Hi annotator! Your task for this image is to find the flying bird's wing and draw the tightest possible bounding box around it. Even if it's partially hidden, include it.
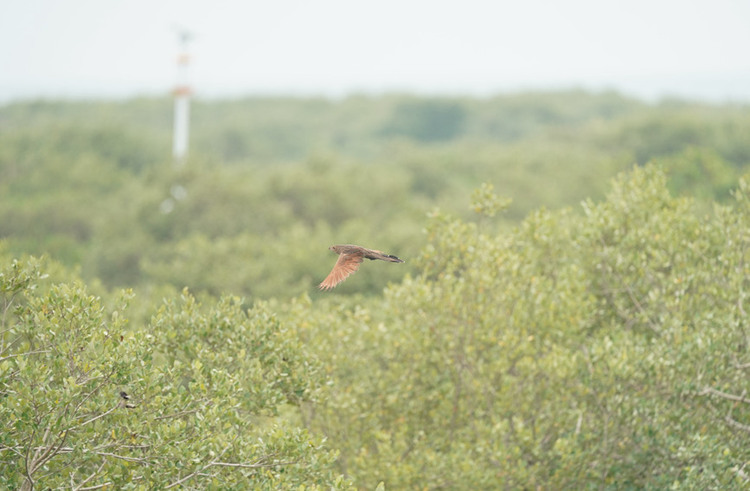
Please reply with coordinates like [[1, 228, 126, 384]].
[[319, 252, 364, 290]]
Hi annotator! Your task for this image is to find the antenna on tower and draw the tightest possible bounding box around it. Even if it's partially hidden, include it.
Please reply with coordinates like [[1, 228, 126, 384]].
[[172, 26, 194, 166]]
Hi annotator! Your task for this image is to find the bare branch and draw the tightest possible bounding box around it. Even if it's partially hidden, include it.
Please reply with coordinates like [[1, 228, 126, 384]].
[[46, 429, 71, 469], [698, 387, 750, 404], [164, 457, 298, 489], [69, 370, 116, 421], [738, 296, 747, 318], [165, 439, 235, 489], [73, 460, 106, 491], [700, 387, 750, 433], [154, 408, 201, 421], [1, 446, 74, 454], [208, 459, 298, 469], [29, 424, 54, 475], [165, 471, 199, 489], [78, 482, 113, 491], [155, 398, 211, 421], [0, 334, 23, 357], [118, 444, 152, 450], [68, 404, 118, 431], [622, 282, 659, 333], [0, 444, 25, 458], [26, 427, 71, 483], [724, 414, 750, 434], [0, 349, 51, 363], [96, 451, 149, 464]]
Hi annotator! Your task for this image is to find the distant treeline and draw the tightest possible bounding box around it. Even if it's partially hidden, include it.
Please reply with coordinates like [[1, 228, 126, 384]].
[[0, 91, 748, 298]]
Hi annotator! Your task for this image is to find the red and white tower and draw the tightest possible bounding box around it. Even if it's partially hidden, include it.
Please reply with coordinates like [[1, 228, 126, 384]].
[[172, 29, 193, 166]]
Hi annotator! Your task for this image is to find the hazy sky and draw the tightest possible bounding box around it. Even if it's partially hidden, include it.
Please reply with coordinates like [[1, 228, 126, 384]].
[[2, 0, 750, 103]]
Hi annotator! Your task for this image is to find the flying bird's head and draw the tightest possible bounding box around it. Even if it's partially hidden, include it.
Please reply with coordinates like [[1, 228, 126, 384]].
[[329, 245, 346, 254]]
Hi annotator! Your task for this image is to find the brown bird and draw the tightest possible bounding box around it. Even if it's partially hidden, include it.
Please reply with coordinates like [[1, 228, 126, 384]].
[[319, 244, 404, 290]]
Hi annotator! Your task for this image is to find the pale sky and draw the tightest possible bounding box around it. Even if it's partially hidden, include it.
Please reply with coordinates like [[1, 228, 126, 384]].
[[2, 0, 750, 103]]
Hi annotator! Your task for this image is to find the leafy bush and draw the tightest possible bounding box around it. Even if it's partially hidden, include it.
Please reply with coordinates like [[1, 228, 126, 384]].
[[0, 256, 348, 489], [4, 163, 750, 488], [292, 166, 750, 488]]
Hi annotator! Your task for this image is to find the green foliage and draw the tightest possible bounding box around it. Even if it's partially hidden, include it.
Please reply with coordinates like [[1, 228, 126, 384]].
[[659, 146, 738, 202], [288, 166, 750, 488], [3, 92, 750, 487], [0, 257, 348, 489], [2, 93, 748, 298], [381, 98, 467, 142], [470, 181, 512, 217]]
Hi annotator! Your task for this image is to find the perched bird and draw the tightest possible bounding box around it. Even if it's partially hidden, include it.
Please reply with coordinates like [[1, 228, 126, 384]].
[[119, 391, 136, 409], [319, 244, 404, 290]]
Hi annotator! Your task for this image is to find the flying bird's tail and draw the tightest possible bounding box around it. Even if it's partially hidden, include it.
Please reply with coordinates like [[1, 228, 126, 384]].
[[384, 254, 404, 263], [365, 251, 404, 262]]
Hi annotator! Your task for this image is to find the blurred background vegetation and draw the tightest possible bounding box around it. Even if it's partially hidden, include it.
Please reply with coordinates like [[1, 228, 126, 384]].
[[1, 91, 748, 300]]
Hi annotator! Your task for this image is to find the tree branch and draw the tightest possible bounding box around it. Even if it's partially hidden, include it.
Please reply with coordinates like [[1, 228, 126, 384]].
[[154, 398, 211, 421], [0, 349, 51, 363], [78, 483, 113, 491], [29, 424, 53, 475], [165, 471, 200, 489], [68, 404, 118, 431], [154, 407, 201, 421], [724, 414, 750, 434], [208, 459, 298, 469], [699, 386, 750, 404], [68, 370, 116, 423], [164, 438, 236, 489], [164, 457, 298, 489], [96, 451, 150, 464], [1, 446, 73, 454], [73, 460, 106, 491]]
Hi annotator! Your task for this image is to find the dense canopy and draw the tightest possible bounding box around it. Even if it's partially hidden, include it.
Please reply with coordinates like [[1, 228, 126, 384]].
[[1, 92, 750, 488]]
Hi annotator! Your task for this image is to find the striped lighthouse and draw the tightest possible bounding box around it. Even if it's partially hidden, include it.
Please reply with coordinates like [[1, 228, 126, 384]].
[[172, 29, 193, 166]]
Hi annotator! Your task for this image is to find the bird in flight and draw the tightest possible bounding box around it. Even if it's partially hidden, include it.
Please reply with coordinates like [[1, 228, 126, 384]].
[[319, 244, 404, 290]]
